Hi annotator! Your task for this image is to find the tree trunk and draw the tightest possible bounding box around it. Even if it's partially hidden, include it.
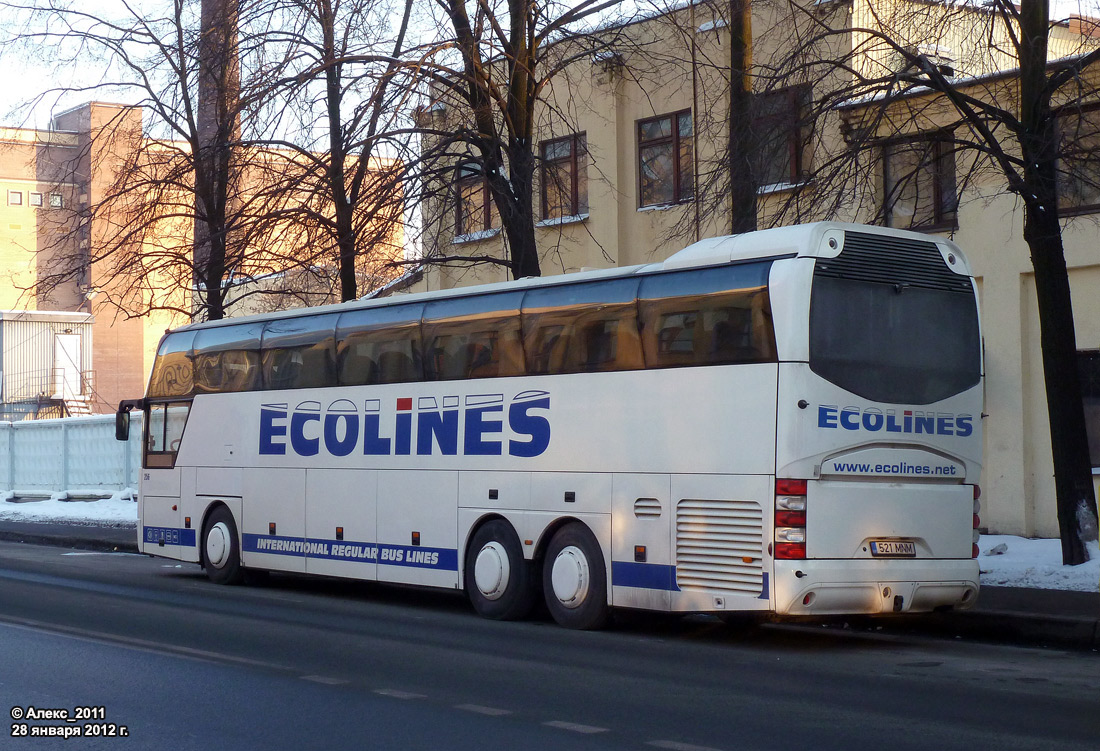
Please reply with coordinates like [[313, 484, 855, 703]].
[[194, 0, 240, 321], [501, 144, 540, 279], [1017, 0, 1097, 564], [1022, 202, 1097, 565], [728, 0, 756, 234]]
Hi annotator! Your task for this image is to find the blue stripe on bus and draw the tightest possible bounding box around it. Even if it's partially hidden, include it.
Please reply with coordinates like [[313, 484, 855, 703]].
[[142, 526, 196, 547], [611, 561, 679, 591], [612, 563, 771, 600], [241, 534, 459, 571]]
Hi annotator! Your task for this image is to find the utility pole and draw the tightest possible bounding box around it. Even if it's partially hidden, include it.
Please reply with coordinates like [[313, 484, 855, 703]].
[[194, 0, 241, 320], [729, 0, 756, 234]]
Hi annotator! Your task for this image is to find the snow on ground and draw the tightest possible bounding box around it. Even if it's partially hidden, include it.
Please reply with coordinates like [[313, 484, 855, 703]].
[[0, 494, 1097, 591], [0, 491, 138, 527], [978, 535, 1100, 593]]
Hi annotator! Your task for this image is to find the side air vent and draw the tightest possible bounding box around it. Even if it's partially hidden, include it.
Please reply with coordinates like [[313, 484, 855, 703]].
[[634, 497, 662, 519], [814, 231, 972, 293], [675, 499, 763, 595]]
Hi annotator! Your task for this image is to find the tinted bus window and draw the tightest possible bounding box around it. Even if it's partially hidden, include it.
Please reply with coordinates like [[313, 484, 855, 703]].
[[810, 276, 979, 404], [336, 304, 425, 385], [423, 292, 525, 380], [261, 314, 339, 390], [191, 323, 263, 393], [638, 263, 776, 368], [148, 331, 196, 398], [522, 278, 643, 374]]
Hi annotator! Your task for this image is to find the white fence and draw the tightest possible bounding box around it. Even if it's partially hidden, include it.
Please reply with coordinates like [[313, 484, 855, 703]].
[[0, 414, 142, 498]]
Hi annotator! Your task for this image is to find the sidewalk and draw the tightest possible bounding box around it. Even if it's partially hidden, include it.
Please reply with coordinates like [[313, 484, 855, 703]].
[[1, 518, 1096, 649]]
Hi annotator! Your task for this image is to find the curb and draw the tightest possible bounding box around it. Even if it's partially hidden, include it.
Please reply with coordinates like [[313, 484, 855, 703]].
[[0, 527, 139, 554], [841, 608, 1100, 651]]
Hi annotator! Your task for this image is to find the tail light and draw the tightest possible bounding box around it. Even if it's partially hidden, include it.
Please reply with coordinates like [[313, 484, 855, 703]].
[[775, 478, 807, 559]]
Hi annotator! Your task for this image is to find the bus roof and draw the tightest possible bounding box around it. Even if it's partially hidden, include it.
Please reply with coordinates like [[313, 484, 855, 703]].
[[173, 222, 965, 334]]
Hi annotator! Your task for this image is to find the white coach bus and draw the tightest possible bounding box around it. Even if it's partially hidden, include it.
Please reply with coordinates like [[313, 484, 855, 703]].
[[116, 222, 983, 629]]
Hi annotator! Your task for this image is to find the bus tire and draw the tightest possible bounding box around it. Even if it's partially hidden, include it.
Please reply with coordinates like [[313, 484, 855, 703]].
[[464, 520, 536, 620], [543, 522, 609, 630], [203, 506, 244, 585]]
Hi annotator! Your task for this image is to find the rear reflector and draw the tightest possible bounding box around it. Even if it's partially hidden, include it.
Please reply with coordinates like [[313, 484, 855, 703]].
[[775, 542, 806, 560], [775, 510, 807, 527], [776, 478, 808, 496]]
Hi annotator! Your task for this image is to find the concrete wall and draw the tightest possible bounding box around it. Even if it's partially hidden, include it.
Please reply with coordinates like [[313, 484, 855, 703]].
[[0, 414, 142, 497]]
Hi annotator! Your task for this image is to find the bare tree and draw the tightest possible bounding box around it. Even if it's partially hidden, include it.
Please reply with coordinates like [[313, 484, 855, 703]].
[[245, 0, 414, 302], [751, 0, 1100, 563], [411, 0, 630, 280]]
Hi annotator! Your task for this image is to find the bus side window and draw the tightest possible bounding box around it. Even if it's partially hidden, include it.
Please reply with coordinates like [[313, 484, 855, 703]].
[[422, 293, 525, 381], [337, 304, 425, 386], [337, 330, 422, 385], [638, 264, 777, 368], [148, 331, 196, 398], [145, 401, 191, 469], [262, 342, 335, 390], [190, 323, 263, 393], [193, 350, 260, 393], [521, 278, 642, 375]]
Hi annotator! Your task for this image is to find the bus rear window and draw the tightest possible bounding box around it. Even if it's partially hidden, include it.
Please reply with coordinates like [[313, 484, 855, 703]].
[[809, 275, 980, 405]]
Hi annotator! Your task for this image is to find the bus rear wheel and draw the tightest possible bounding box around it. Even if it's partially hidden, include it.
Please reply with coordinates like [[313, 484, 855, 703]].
[[543, 523, 609, 630], [203, 506, 244, 585], [464, 520, 536, 620]]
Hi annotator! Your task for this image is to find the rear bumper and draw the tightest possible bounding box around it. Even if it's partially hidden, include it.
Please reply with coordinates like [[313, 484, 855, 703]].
[[773, 558, 979, 615]]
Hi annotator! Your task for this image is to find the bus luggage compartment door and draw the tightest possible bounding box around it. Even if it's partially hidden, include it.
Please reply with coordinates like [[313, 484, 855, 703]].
[[805, 479, 972, 560]]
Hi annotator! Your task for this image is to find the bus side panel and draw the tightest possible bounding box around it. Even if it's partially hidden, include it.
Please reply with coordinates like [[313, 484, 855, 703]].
[[140, 495, 184, 560], [610, 474, 672, 611], [304, 469, 379, 581], [377, 470, 459, 588], [241, 468, 307, 573], [668, 474, 772, 613]]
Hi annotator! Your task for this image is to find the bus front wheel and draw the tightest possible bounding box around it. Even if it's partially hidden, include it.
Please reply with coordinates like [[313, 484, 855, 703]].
[[464, 520, 536, 620], [543, 523, 610, 630], [203, 506, 244, 585]]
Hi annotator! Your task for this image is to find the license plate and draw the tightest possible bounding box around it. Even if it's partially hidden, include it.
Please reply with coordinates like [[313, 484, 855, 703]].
[[869, 540, 916, 557]]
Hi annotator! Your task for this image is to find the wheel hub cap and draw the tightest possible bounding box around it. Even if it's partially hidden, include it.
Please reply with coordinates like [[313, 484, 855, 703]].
[[206, 522, 230, 568], [550, 545, 589, 609], [473, 542, 509, 600]]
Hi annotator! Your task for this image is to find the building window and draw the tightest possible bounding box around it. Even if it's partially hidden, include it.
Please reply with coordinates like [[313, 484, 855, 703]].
[[8, 190, 23, 206], [1081, 350, 1100, 468], [455, 162, 498, 237], [1057, 105, 1100, 214], [49, 193, 63, 208], [540, 134, 588, 220], [638, 110, 693, 207], [29, 192, 43, 207], [751, 86, 812, 187], [882, 135, 957, 230]]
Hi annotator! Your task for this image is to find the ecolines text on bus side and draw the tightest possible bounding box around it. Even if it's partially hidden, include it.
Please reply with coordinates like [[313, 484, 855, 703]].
[[259, 391, 551, 458]]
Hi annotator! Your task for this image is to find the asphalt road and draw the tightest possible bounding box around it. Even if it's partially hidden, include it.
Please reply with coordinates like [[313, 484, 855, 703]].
[[1, 541, 1097, 751]]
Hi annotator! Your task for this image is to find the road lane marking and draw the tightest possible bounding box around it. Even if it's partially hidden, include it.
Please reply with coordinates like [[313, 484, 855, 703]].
[[0, 615, 294, 672], [648, 741, 724, 751], [543, 721, 608, 734], [455, 704, 512, 716], [374, 689, 426, 699], [301, 675, 350, 685]]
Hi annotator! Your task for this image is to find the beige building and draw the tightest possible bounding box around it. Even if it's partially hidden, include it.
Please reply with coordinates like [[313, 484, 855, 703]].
[[413, 0, 1100, 538]]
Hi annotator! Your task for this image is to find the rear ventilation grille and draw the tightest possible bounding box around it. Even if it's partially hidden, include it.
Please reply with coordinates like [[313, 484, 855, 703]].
[[634, 497, 662, 519], [675, 499, 763, 595], [813, 231, 972, 293]]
